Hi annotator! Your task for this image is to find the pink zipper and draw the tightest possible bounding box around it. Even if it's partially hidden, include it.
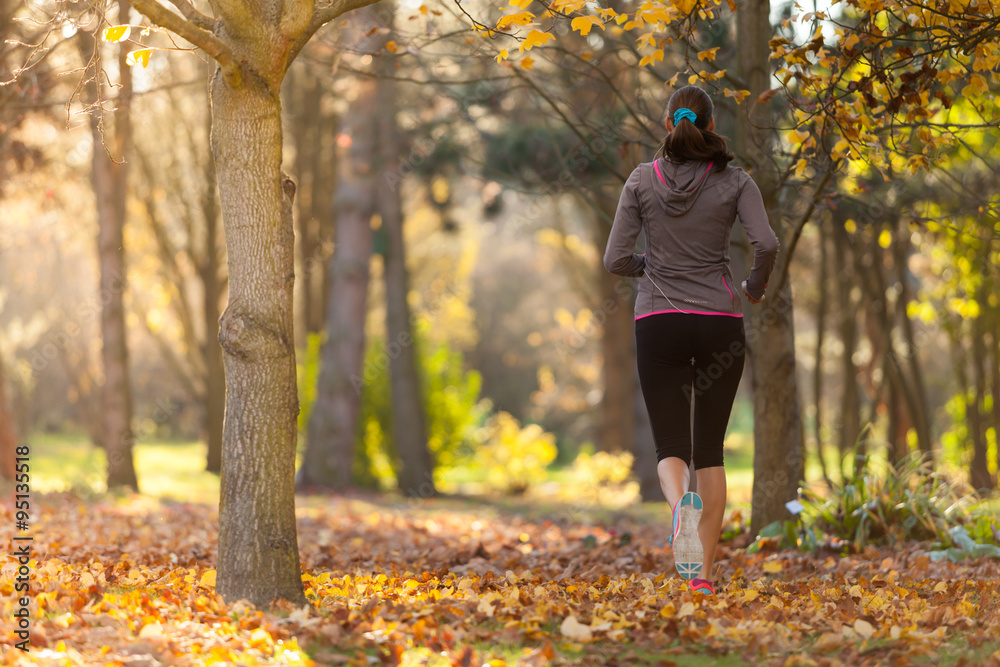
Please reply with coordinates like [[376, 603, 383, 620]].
[[722, 274, 734, 301]]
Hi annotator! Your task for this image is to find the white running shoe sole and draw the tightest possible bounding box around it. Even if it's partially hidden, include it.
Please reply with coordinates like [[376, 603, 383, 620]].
[[672, 492, 704, 580]]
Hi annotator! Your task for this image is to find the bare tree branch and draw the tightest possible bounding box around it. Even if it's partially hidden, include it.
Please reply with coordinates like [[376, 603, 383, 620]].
[[286, 0, 383, 68], [162, 0, 215, 31], [130, 0, 242, 86]]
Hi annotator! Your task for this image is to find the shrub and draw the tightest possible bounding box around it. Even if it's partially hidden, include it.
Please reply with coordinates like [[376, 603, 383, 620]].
[[474, 411, 557, 495], [355, 333, 490, 489], [566, 449, 636, 504], [749, 452, 985, 554]]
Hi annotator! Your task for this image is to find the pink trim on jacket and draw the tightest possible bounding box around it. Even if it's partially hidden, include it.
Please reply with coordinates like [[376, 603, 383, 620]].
[[635, 309, 743, 320], [653, 159, 714, 189]]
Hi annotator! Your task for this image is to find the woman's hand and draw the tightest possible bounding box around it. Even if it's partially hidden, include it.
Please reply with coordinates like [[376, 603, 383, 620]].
[[742, 280, 764, 305]]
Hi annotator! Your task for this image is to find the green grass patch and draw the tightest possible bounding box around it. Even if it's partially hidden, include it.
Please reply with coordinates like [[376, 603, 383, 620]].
[[26, 432, 220, 504], [911, 637, 1000, 666]]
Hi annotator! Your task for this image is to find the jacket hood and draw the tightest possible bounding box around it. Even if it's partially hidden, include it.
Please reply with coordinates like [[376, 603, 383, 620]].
[[652, 158, 715, 215]]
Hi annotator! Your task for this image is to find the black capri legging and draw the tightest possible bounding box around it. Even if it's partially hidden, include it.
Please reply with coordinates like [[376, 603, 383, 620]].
[[635, 312, 746, 469]]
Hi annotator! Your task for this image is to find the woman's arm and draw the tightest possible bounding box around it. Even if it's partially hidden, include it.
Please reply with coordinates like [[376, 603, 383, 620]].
[[736, 173, 779, 300], [603, 167, 647, 278]]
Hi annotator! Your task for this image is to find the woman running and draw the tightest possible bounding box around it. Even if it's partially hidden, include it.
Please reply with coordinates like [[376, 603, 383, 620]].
[[603, 85, 779, 597]]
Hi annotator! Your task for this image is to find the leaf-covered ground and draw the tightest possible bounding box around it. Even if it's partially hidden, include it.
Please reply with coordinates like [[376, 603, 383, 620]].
[[2, 492, 999, 666]]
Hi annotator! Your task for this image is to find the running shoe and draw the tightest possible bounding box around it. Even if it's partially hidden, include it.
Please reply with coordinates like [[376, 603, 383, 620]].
[[671, 491, 704, 580], [689, 578, 715, 596]]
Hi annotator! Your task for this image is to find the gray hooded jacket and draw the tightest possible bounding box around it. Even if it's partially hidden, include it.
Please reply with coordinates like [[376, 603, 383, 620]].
[[603, 158, 779, 319]]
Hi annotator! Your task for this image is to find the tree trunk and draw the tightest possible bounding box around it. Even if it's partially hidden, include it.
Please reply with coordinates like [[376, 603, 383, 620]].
[[831, 221, 860, 473], [951, 321, 991, 492], [970, 313, 993, 491], [87, 6, 138, 491], [0, 350, 16, 480], [891, 220, 933, 460], [376, 5, 435, 498], [212, 70, 305, 606], [886, 377, 905, 466], [736, 0, 806, 534], [301, 81, 377, 490], [852, 223, 926, 473], [599, 268, 635, 452], [991, 317, 1000, 476], [812, 225, 832, 486], [632, 329, 661, 502], [746, 288, 805, 532], [289, 66, 326, 342], [201, 122, 225, 475]]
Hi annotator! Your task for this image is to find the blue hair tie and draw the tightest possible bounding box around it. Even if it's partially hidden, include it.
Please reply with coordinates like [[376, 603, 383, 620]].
[[673, 107, 697, 126]]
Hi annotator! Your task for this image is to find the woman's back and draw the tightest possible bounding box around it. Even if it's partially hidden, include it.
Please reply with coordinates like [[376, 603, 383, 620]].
[[604, 157, 779, 318]]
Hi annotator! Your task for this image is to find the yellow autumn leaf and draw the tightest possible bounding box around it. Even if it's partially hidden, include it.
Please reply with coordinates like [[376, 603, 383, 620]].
[[763, 560, 783, 573], [521, 55, 535, 69], [385, 40, 397, 53], [508, 0, 532, 7], [571, 15, 604, 36], [199, 570, 216, 588], [676, 0, 699, 14], [832, 139, 851, 158], [126, 49, 153, 68], [639, 50, 664, 67], [519, 29, 554, 52], [742, 588, 759, 602], [496, 49, 509, 63], [697, 47, 719, 61], [103, 25, 131, 42], [794, 158, 809, 179], [498, 11, 535, 29]]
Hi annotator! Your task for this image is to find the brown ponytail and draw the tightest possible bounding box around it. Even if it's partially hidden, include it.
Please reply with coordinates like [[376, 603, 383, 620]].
[[657, 85, 734, 169]]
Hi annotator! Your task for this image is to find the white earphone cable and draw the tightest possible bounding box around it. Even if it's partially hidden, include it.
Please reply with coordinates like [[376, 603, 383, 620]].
[[643, 267, 693, 315]]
